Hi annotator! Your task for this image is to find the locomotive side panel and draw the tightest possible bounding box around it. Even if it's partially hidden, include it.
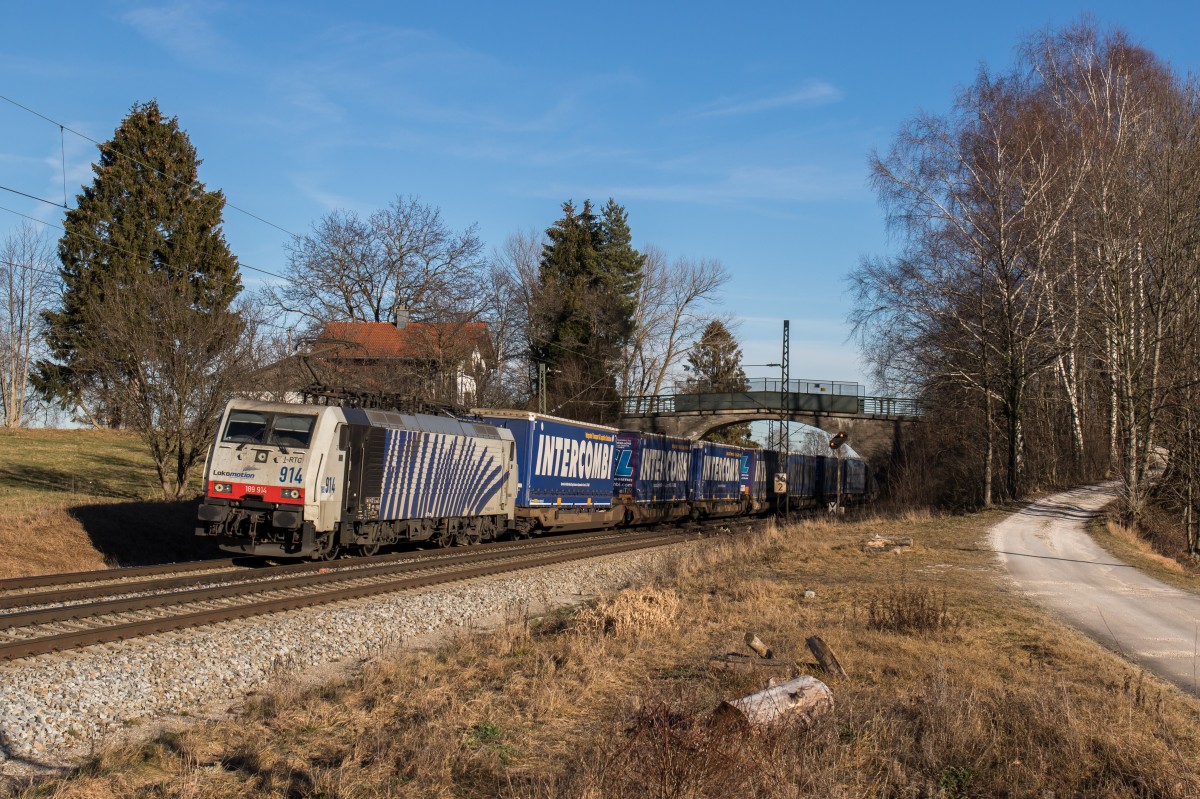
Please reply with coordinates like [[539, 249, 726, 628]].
[[340, 408, 517, 542]]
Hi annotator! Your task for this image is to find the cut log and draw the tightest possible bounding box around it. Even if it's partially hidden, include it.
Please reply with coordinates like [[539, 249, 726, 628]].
[[744, 632, 773, 659], [806, 635, 847, 677], [715, 676, 833, 728], [711, 653, 796, 677], [862, 535, 914, 554]]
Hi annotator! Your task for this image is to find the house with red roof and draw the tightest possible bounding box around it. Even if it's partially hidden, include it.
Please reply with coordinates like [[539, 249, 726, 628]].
[[264, 318, 495, 406]]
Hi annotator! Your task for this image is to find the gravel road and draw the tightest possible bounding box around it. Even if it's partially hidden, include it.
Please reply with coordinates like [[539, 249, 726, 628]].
[[990, 482, 1200, 695]]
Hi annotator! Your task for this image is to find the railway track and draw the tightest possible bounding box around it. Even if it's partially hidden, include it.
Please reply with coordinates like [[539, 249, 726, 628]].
[[0, 521, 757, 662]]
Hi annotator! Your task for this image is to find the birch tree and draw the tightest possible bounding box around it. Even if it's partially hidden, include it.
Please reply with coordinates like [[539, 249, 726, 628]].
[[0, 224, 56, 427]]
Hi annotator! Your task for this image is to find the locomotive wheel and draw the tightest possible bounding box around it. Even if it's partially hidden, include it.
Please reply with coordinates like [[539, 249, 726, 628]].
[[310, 534, 340, 561], [432, 522, 456, 548], [354, 523, 382, 556], [479, 517, 498, 542], [455, 519, 483, 547]]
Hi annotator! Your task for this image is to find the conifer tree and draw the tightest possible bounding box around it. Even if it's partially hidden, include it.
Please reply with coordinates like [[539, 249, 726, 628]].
[[532, 198, 643, 422], [686, 320, 754, 445], [36, 100, 248, 499], [37, 100, 241, 425]]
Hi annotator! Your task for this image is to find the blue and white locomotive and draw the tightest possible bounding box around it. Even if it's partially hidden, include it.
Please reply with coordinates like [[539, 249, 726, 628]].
[[196, 400, 519, 558], [196, 399, 871, 559]]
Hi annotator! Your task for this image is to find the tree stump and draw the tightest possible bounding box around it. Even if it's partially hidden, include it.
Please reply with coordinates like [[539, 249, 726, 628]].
[[744, 631, 773, 658]]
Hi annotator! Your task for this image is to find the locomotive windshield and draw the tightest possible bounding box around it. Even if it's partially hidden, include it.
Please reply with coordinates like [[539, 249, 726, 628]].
[[269, 415, 316, 448], [223, 410, 268, 444], [222, 410, 317, 449]]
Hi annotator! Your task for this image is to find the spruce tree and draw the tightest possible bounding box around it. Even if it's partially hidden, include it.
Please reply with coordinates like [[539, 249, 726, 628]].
[[533, 198, 642, 422], [37, 100, 241, 424], [686, 320, 755, 446], [35, 101, 248, 499], [596, 198, 644, 341]]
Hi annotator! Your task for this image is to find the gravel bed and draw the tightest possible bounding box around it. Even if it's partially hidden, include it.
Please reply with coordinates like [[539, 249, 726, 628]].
[[0, 538, 698, 773]]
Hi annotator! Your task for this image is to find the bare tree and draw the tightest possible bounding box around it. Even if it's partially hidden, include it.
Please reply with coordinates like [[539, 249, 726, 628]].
[[856, 68, 1067, 502], [0, 223, 57, 427], [619, 248, 728, 398], [79, 273, 258, 500], [855, 19, 1200, 533], [266, 195, 486, 330], [479, 230, 543, 407]]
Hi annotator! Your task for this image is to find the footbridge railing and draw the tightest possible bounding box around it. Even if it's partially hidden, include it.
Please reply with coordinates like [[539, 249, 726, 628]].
[[620, 391, 923, 420]]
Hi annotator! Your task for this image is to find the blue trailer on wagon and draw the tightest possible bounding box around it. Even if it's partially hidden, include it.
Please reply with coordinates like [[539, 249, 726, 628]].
[[473, 409, 621, 535]]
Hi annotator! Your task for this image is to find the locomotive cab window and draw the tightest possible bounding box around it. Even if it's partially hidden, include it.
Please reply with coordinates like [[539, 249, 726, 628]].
[[222, 410, 268, 444], [221, 410, 317, 448], [269, 415, 316, 448]]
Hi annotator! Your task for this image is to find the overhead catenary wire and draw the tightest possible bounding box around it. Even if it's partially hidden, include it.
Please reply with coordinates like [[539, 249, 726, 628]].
[[3, 239, 690, 406], [0, 255, 299, 338], [0, 93, 300, 239], [0, 183, 65, 209], [0, 99, 699, 375], [0, 205, 299, 338], [0, 202, 290, 284]]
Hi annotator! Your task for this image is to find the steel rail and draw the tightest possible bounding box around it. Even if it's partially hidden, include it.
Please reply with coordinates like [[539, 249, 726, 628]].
[[0, 531, 677, 632], [0, 528, 644, 611], [0, 524, 742, 662], [0, 558, 242, 593]]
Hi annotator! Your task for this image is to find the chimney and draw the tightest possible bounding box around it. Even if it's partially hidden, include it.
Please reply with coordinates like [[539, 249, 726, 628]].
[[394, 307, 409, 329]]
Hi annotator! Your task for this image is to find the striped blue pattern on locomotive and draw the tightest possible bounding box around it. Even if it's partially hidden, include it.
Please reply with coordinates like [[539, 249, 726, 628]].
[[378, 429, 506, 520]]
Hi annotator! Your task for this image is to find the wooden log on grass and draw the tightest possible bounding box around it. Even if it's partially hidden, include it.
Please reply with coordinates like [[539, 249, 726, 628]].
[[806, 635, 847, 677], [715, 676, 833, 728], [744, 631, 773, 658], [710, 653, 796, 677]]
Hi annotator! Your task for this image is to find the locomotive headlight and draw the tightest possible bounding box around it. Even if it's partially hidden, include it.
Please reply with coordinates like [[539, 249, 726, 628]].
[[213, 483, 233, 494], [281, 488, 301, 500]]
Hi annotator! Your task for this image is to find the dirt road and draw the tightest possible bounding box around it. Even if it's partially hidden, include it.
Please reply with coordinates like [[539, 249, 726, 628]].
[[990, 483, 1200, 695]]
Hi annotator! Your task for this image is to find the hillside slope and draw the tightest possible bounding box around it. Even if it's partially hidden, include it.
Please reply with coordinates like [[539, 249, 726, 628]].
[[0, 429, 221, 578]]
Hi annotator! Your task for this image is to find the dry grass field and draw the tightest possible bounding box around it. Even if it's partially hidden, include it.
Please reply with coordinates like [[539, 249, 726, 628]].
[[0, 429, 219, 578], [16, 510, 1200, 798]]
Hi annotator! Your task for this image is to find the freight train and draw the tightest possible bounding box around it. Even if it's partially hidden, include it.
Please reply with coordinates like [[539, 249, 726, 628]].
[[196, 399, 870, 559]]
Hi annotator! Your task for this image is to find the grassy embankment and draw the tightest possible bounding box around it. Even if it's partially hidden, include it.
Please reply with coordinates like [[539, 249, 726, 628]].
[[16, 509, 1200, 798], [0, 428, 220, 578]]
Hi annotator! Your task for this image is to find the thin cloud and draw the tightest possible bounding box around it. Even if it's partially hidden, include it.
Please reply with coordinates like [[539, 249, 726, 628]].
[[122, 1, 236, 66], [533, 163, 866, 207], [692, 81, 842, 118]]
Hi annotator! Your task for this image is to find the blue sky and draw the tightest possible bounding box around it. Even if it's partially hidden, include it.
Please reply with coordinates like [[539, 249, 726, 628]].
[[4, 1, 1200, 392]]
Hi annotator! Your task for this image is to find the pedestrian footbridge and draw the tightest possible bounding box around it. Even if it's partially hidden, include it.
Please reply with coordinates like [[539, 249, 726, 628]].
[[617, 379, 921, 455]]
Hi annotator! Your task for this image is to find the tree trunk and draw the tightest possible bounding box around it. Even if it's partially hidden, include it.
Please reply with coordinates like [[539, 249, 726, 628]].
[[983, 389, 994, 507]]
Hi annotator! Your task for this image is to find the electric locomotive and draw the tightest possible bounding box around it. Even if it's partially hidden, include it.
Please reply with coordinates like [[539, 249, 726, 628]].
[[196, 400, 518, 558]]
